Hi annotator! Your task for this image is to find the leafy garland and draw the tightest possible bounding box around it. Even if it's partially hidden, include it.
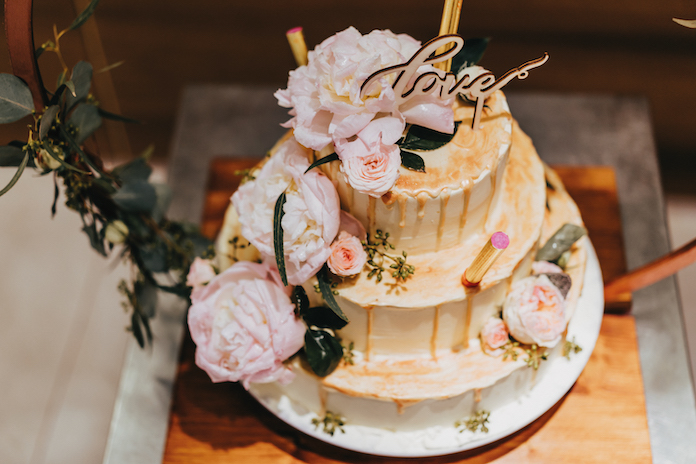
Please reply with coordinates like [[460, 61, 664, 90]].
[[0, 0, 210, 347]]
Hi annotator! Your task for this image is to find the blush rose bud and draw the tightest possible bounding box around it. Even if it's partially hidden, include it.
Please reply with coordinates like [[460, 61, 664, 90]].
[[104, 220, 129, 244]]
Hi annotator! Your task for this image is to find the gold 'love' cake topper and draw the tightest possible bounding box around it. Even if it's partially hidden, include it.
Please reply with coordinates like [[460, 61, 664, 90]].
[[360, 35, 549, 131]]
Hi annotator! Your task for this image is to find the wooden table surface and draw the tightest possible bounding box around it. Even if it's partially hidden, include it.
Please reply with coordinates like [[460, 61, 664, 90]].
[[161, 161, 651, 463]]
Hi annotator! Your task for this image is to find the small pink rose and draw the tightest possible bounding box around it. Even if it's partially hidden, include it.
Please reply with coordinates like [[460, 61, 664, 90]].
[[187, 261, 306, 389], [503, 275, 567, 348], [328, 231, 367, 277], [337, 135, 401, 198], [480, 317, 509, 355]]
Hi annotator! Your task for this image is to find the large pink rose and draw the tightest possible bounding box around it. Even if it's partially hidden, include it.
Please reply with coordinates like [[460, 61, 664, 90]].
[[503, 275, 567, 348], [187, 261, 305, 389], [480, 317, 509, 355], [231, 136, 340, 284]]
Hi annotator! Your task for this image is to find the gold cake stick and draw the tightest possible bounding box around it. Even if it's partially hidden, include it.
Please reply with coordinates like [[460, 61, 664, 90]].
[[435, 0, 463, 72], [286, 27, 308, 67], [462, 232, 509, 287]]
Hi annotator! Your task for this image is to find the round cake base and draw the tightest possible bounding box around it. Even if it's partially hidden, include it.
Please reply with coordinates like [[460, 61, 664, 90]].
[[248, 241, 604, 457]]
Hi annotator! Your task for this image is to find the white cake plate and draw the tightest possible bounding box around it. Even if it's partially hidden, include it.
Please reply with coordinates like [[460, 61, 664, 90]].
[[249, 241, 604, 457]]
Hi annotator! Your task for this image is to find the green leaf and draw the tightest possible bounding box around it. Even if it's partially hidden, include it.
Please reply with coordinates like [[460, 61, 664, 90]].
[[35, 46, 45, 60], [51, 173, 59, 217], [65, 80, 77, 98], [274, 192, 288, 286], [536, 223, 587, 262], [138, 240, 169, 273], [301, 306, 348, 330], [304, 329, 343, 377], [0, 145, 26, 167], [113, 157, 152, 183], [56, 70, 67, 89], [39, 105, 59, 140], [451, 38, 489, 76], [151, 183, 172, 223], [400, 149, 426, 173], [0, 151, 29, 197], [68, 103, 102, 144], [112, 180, 157, 213], [66, 61, 93, 109], [135, 279, 158, 318], [69, 0, 102, 31], [97, 107, 140, 124], [0, 74, 35, 123], [292, 285, 310, 317], [398, 122, 460, 152], [316, 264, 349, 323], [305, 152, 339, 174], [59, 125, 106, 177], [82, 221, 107, 256], [674, 18, 696, 28], [131, 312, 145, 348]]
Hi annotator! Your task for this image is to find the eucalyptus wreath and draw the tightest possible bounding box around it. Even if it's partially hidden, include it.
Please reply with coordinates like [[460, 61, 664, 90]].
[[0, 0, 211, 347]]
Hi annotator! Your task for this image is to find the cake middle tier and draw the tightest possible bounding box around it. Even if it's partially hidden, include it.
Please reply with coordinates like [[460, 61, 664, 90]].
[[318, 91, 513, 255], [303, 122, 546, 357]]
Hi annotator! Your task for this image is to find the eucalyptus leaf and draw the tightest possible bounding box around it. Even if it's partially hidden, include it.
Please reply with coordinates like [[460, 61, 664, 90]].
[[68, 103, 102, 144], [545, 272, 572, 299], [56, 70, 67, 89], [65, 80, 77, 98], [41, 140, 89, 174], [138, 240, 169, 273], [305, 152, 339, 174], [304, 329, 343, 377], [82, 221, 106, 256], [66, 61, 93, 109], [292, 285, 310, 317], [0, 74, 35, 123], [113, 157, 152, 183], [450, 38, 489, 76], [274, 192, 288, 286], [69, 0, 102, 31], [112, 180, 157, 213], [536, 223, 587, 262], [39, 105, 59, 140], [398, 122, 460, 152], [59, 125, 106, 176], [151, 183, 172, 223], [317, 264, 349, 323], [0, 145, 26, 167], [0, 151, 29, 197], [131, 312, 145, 348], [35, 46, 45, 60], [135, 279, 158, 318], [97, 107, 140, 124], [50, 83, 69, 106], [400, 150, 426, 173], [92, 178, 117, 194], [301, 306, 348, 330]]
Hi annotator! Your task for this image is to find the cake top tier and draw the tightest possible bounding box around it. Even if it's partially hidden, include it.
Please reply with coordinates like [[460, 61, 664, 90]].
[[389, 91, 512, 199]]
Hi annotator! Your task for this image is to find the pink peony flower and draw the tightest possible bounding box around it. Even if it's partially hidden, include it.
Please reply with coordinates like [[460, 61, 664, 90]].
[[231, 136, 340, 285], [187, 261, 305, 389], [328, 231, 367, 277], [480, 317, 510, 355], [275, 27, 454, 196], [339, 210, 367, 241], [503, 275, 567, 348]]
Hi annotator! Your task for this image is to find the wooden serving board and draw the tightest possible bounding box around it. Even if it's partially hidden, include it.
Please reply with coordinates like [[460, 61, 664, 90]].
[[162, 161, 649, 463]]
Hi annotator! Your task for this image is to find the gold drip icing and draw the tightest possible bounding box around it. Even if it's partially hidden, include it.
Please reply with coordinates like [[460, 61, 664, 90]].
[[365, 306, 374, 361], [474, 388, 482, 403], [367, 197, 377, 236], [416, 192, 428, 221], [394, 399, 420, 415], [431, 305, 441, 359], [436, 192, 450, 251], [458, 179, 471, 242], [319, 387, 328, 415], [398, 197, 408, 228], [463, 297, 473, 349]]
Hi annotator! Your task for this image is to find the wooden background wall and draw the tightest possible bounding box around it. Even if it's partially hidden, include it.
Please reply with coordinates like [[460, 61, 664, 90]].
[[1, 0, 696, 189]]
